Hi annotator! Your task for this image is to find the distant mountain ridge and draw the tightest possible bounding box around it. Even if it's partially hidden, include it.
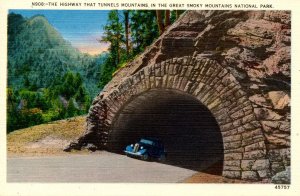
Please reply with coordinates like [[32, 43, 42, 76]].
[[8, 13, 106, 97], [7, 13, 109, 132]]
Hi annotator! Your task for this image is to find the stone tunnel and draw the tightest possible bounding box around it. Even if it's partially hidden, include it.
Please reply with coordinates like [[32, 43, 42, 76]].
[[66, 10, 291, 181]]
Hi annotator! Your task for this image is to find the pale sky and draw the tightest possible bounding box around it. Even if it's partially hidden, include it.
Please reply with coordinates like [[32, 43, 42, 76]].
[[10, 10, 111, 55]]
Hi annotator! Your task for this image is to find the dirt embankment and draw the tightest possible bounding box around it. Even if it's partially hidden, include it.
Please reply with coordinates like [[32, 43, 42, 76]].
[[7, 116, 88, 157]]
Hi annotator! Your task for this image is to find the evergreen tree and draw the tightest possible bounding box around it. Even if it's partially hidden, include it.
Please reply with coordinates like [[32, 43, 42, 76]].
[[8, 13, 25, 44], [98, 10, 127, 89], [130, 11, 159, 55], [65, 98, 78, 118], [98, 56, 117, 89], [101, 10, 125, 67], [7, 88, 18, 132]]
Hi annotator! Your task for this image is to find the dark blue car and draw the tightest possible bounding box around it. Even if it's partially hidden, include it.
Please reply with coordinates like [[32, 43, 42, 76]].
[[124, 138, 166, 161]]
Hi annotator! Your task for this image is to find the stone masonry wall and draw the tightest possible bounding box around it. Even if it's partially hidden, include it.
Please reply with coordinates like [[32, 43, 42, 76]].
[[66, 11, 290, 181]]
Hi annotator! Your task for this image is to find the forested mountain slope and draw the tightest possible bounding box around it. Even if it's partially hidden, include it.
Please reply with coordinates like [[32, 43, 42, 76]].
[[8, 13, 105, 97], [7, 13, 106, 132]]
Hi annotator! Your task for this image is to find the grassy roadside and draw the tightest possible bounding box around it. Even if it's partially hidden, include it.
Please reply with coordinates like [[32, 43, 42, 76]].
[[7, 115, 89, 157]]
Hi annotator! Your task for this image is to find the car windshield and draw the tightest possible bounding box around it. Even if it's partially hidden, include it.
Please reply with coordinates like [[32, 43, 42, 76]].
[[140, 139, 154, 145]]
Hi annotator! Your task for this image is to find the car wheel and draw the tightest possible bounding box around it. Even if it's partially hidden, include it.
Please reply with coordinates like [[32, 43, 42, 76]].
[[158, 154, 166, 162], [142, 154, 149, 161]]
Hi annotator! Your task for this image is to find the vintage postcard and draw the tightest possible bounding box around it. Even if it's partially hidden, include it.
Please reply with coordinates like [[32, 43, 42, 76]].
[[0, 0, 299, 195]]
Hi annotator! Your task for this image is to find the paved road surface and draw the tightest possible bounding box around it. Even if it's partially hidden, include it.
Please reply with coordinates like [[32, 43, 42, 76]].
[[7, 152, 197, 182]]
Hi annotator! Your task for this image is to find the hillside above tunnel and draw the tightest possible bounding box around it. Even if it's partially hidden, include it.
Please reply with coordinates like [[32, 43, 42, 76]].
[[66, 10, 290, 182]]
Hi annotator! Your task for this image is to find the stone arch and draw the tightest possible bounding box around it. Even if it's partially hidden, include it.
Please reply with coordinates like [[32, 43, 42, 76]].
[[83, 56, 269, 180], [109, 88, 224, 173]]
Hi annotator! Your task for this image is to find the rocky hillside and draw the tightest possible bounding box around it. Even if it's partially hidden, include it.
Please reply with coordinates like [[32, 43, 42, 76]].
[[108, 10, 291, 154], [76, 10, 290, 181]]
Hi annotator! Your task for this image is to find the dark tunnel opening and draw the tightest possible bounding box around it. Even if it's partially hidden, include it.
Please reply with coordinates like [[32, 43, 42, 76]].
[[108, 89, 224, 174]]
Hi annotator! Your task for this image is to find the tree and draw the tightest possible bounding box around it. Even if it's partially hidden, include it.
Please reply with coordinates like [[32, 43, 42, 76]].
[[98, 10, 181, 89], [124, 10, 130, 57], [176, 10, 184, 19], [65, 98, 78, 118], [165, 10, 171, 27], [61, 72, 76, 99], [7, 88, 18, 132], [20, 108, 44, 127], [7, 13, 25, 44], [130, 11, 159, 55], [101, 10, 124, 67], [156, 10, 164, 35], [98, 10, 129, 89], [98, 56, 116, 89]]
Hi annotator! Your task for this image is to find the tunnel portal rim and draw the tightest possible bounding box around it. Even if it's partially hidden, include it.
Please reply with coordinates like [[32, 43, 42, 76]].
[[108, 88, 223, 146], [90, 56, 269, 179], [108, 88, 225, 172]]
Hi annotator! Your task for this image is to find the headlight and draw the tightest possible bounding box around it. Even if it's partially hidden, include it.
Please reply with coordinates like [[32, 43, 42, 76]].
[[131, 144, 133, 147], [140, 146, 144, 149]]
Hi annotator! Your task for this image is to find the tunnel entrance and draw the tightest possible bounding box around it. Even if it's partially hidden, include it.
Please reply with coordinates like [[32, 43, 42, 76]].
[[108, 89, 224, 173]]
